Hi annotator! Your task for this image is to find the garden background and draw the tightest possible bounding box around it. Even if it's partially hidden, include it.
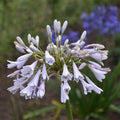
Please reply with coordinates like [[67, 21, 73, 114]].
[[0, 0, 120, 120]]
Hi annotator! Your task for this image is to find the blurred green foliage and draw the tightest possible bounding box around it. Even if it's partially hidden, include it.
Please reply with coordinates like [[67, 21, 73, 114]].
[[0, 0, 51, 61], [0, 0, 96, 61], [109, 34, 120, 65], [94, 0, 120, 6], [0, 0, 119, 61], [47, 0, 95, 23]]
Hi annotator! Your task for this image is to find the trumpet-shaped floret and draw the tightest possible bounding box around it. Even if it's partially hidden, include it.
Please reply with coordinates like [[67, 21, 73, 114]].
[[73, 62, 84, 82], [45, 51, 55, 65], [61, 64, 72, 82], [61, 82, 71, 103]]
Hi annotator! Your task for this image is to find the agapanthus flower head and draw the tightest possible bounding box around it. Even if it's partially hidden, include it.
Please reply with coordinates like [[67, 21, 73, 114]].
[[81, 5, 120, 35], [7, 20, 110, 103]]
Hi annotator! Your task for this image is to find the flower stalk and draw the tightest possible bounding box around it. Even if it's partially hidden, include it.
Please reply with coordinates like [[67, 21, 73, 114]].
[[66, 100, 73, 120]]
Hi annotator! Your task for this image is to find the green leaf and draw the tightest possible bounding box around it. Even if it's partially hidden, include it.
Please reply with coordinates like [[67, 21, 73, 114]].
[[107, 62, 120, 102], [52, 100, 65, 109], [53, 108, 61, 120], [91, 113, 110, 120], [108, 62, 120, 91], [110, 82, 120, 102], [23, 106, 57, 119], [109, 104, 120, 113]]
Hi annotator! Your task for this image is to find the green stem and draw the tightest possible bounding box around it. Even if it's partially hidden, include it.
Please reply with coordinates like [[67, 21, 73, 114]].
[[65, 100, 73, 120]]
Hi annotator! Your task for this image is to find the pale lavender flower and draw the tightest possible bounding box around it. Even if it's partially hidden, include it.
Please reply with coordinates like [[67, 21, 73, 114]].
[[19, 69, 41, 99], [7, 60, 26, 69], [89, 61, 101, 67], [16, 36, 26, 47], [79, 63, 87, 70], [28, 34, 39, 47], [27, 34, 32, 44], [7, 70, 20, 78], [61, 82, 71, 103], [7, 54, 32, 69], [8, 85, 22, 94], [17, 53, 32, 61], [61, 64, 72, 81], [54, 19, 58, 33], [84, 48, 108, 62], [54, 20, 61, 34], [88, 64, 110, 82], [56, 35, 62, 43], [8, 77, 27, 94], [80, 31, 87, 42], [81, 80, 92, 95], [29, 43, 40, 52], [35, 36, 39, 47], [84, 44, 105, 49], [25, 47, 33, 54], [47, 42, 57, 54], [62, 20, 68, 34], [71, 31, 86, 46], [85, 76, 103, 94], [46, 25, 52, 40], [45, 50, 55, 65], [20, 86, 36, 99], [42, 64, 49, 80], [37, 80, 45, 98], [15, 44, 26, 53], [90, 50, 108, 62], [57, 21, 61, 34], [21, 61, 38, 78], [73, 62, 84, 82], [28, 69, 41, 87]]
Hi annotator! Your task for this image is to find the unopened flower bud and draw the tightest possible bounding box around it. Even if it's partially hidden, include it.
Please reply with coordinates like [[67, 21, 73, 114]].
[[28, 34, 32, 43], [62, 20, 68, 34], [46, 25, 52, 40], [80, 31, 87, 41], [16, 36, 26, 47], [35, 36, 39, 47], [54, 19, 58, 33], [57, 21, 61, 34]]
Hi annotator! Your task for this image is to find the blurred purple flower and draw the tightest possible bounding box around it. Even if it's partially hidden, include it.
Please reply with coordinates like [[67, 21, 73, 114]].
[[81, 5, 120, 35], [51, 29, 79, 45]]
